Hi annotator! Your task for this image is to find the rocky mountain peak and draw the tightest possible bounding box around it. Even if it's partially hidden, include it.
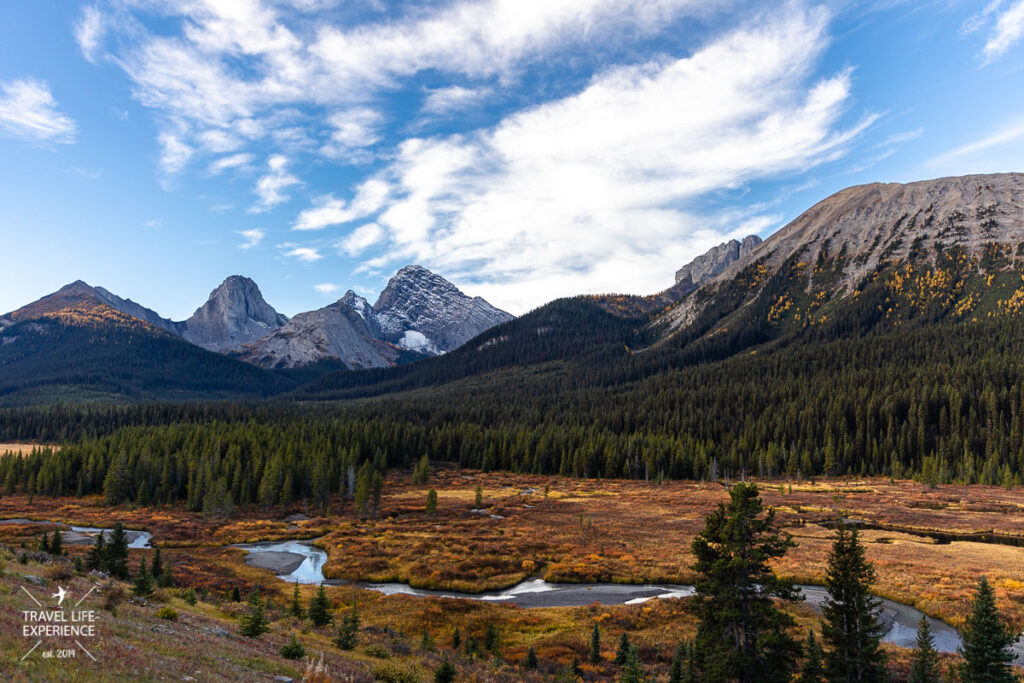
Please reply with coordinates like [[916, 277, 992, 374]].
[[675, 235, 763, 285], [372, 265, 513, 353], [183, 275, 288, 352]]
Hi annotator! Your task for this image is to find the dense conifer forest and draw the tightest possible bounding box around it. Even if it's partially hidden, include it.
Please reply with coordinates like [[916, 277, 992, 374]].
[[5, 302, 1024, 507]]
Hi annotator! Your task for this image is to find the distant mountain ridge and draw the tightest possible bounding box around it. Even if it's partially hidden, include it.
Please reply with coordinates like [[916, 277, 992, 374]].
[[1, 265, 514, 373], [239, 265, 514, 369]]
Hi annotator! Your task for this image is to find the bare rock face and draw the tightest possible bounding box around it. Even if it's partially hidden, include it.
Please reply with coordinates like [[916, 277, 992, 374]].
[[238, 267, 513, 369], [660, 172, 1024, 332], [183, 276, 288, 352], [372, 265, 514, 354], [238, 297, 395, 370], [675, 235, 763, 285]]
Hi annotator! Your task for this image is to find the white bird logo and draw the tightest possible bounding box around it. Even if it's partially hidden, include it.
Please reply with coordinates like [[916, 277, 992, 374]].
[[51, 586, 68, 607]]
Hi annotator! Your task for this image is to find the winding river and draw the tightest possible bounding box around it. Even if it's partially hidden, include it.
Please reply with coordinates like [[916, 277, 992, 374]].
[[7, 520, 1021, 662], [233, 540, 996, 658]]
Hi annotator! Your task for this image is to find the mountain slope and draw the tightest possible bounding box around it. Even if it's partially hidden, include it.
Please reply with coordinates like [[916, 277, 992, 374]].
[[0, 297, 293, 406], [183, 276, 288, 352]]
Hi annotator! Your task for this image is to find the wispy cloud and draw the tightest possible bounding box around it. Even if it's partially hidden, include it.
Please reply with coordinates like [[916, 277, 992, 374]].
[[281, 245, 323, 261], [422, 85, 493, 116], [321, 108, 382, 161], [0, 78, 77, 144], [338, 222, 385, 255], [313, 283, 340, 296], [74, 5, 106, 64], [158, 131, 194, 175], [344, 6, 873, 312], [928, 119, 1024, 166], [983, 0, 1024, 61], [208, 152, 256, 175], [293, 179, 390, 230], [237, 228, 266, 249], [250, 154, 301, 212]]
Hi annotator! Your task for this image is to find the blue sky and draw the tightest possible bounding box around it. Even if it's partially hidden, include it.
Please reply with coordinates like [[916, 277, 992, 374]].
[[1, 0, 1024, 319]]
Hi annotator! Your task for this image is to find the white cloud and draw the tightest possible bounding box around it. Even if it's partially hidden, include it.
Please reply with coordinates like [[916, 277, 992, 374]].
[[158, 131, 194, 175], [209, 152, 256, 175], [338, 222, 385, 255], [321, 108, 382, 161], [356, 6, 871, 313], [422, 85, 493, 115], [94, 0, 724, 175], [313, 282, 341, 296], [293, 179, 390, 230], [75, 6, 106, 63], [983, 0, 1024, 61], [237, 228, 267, 249], [250, 154, 301, 212], [0, 78, 77, 144], [282, 245, 323, 261]]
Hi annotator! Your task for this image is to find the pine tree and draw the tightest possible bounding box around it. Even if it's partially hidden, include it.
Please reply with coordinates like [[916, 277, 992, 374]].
[[691, 482, 802, 683], [959, 576, 1016, 683], [289, 582, 304, 618], [334, 606, 360, 650], [474, 484, 483, 508], [426, 488, 438, 515], [908, 616, 941, 683], [590, 623, 602, 664], [434, 657, 456, 683], [86, 530, 105, 571], [308, 583, 332, 627], [615, 632, 632, 665], [525, 645, 538, 669], [799, 630, 824, 683], [355, 461, 372, 518], [821, 524, 886, 683], [49, 529, 63, 555], [413, 454, 431, 485], [452, 626, 461, 649], [106, 524, 130, 579], [280, 632, 305, 659], [239, 586, 270, 638], [39, 531, 49, 553], [150, 547, 163, 578], [619, 646, 644, 683], [133, 557, 153, 597], [669, 640, 693, 683], [484, 621, 501, 655]]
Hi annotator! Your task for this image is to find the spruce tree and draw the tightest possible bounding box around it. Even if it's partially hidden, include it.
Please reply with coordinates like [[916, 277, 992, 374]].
[[590, 623, 602, 664], [133, 557, 153, 597], [434, 657, 456, 683], [821, 524, 886, 683], [426, 489, 438, 515], [799, 630, 824, 683], [239, 586, 270, 638], [334, 606, 360, 650], [909, 616, 940, 683], [619, 646, 644, 683], [39, 531, 49, 553], [106, 523, 130, 579], [49, 529, 63, 555], [525, 645, 538, 669], [308, 583, 332, 627], [280, 632, 305, 659], [150, 547, 163, 579], [452, 626, 461, 649], [484, 621, 501, 655], [691, 482, 802, 683], [289, 582, 304, 618], [615, 631, 632, 665], [669, 640, 696, 683], [959, 576, 1016, 683], [86, 530, 105, 571]]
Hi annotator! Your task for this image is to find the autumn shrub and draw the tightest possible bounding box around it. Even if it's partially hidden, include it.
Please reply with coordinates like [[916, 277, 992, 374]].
[[371, 661, 422, 683], [46, 561, 74, 582], [157, 606, 178, 621], [103, 582, 126, 614], [364, 643, 392, 659]]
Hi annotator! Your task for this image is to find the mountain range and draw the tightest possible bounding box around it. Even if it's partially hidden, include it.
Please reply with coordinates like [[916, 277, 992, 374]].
[[3, 172, 1024, 406]]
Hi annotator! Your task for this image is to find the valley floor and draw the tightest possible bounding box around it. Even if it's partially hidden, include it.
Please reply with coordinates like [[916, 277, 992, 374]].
[[2, 473, 1023, 679]]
